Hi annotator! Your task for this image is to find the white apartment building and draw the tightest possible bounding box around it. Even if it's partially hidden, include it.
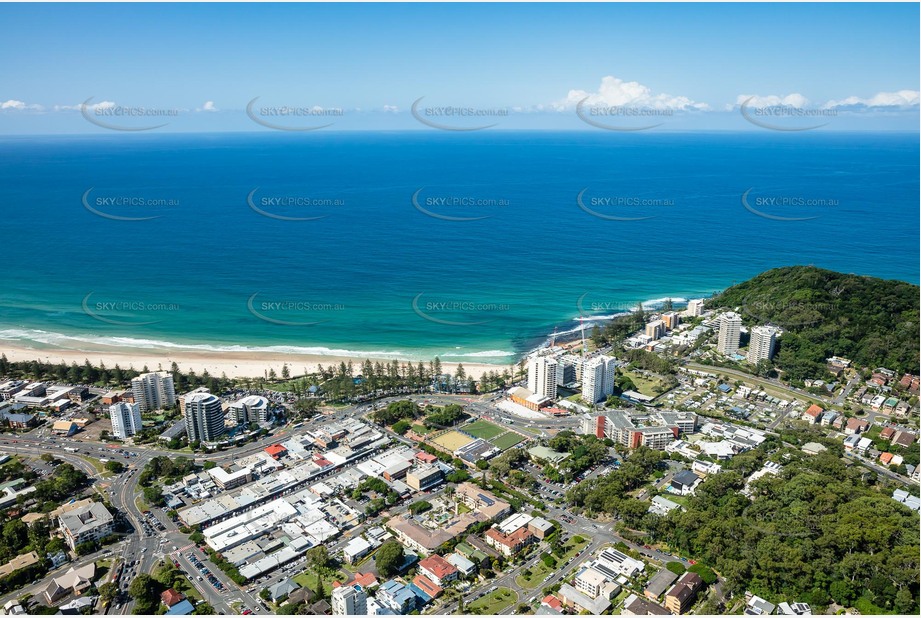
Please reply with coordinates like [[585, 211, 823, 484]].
[[582, 356, 617, 404], [332, 584, 367, 615], [230, 395, 269, 425], [747, 326, 777, 363], [130, 371, 176, 412], [108, 402, 142, 439], [717, 312, 742, 355], [528, 356, 560, 400], [184, 392, 226, 443], [686, 299, 705, 317]]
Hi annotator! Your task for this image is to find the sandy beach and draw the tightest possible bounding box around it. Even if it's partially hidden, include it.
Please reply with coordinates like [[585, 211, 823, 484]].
[[0, 343, 508, 381]]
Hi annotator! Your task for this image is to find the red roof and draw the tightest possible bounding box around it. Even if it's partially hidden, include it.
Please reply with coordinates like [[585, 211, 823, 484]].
[[313, 455, 333, 467], [415, 452, 437, 463], [879, 452, 894, 465], [412, 574, 444, 598], [160, 589, 185, 607], [542, 595, 563, 610], [846, 417, 868, 430], [418, 554, 458, 580], [880, 427, 896, 439], [264, 444, 287, 458], [805, 404, 823, 417], [353, 572, 378, 588]]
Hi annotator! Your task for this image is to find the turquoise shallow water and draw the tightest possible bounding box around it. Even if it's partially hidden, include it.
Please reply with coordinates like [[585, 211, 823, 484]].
[[0, 131, 917, 364]]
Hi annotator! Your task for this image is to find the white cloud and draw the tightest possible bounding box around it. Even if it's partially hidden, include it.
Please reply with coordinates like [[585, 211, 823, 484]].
[[823, 90, 919, 109], [197, 100, 218, 112], [556, 76, 708, 111], [1, 99, 44, 111], [382, 105, 399, 113], [734, 93, 809, 110]]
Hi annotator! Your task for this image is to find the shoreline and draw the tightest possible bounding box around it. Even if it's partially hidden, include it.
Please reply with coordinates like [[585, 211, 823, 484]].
[[0, 297, 708, 383], [0, 343, 508, 381]]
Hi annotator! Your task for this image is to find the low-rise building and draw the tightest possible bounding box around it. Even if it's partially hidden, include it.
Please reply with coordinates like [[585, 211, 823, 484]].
[[418, 554, 458, 586], [58, 502, 114, 550]]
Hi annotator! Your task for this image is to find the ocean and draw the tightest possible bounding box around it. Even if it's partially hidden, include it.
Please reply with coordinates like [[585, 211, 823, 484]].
[[0, 131, 917, 366]]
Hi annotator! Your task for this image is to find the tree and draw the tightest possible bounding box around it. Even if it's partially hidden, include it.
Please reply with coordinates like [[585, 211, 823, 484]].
[[193, 602, 215, 615], [375, 540, 405, 578], [306, 545, 330, 570], [666, 561, 686, 575], [98, 582, 117, 605], [105, 460, 124, 473]]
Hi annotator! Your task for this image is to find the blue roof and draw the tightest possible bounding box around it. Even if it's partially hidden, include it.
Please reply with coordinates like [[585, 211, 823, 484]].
[[718, 384, 731, 392], [408, 584, 432, 604], [165, 600, 195, 615]]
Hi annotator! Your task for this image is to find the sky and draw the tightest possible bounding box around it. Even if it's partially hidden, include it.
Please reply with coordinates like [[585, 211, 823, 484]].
[[1, 1, 919, 133]]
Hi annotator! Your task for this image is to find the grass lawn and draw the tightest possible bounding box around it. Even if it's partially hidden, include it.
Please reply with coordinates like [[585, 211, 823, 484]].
[[293, 569, 348, 594], [622, 370, 669, 398], [464, 420, 505, 439], [77, 454, 112, 477], [490, 431, 526, 450], [411, 424, 432, 435], [469, 587, 518, 614], [515, 537, 590, 590], [457, 503, 472, 514], [663, 493, 690, 506]]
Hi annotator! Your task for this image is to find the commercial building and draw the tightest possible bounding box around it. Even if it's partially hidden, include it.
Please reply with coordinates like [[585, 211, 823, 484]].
[[717, 312, 742, 355], [528, 357, 560, 400], [405, 465, 443, 491], [184, 392, 225, 443], [747, 326, 777, 363], [131, 371, 176, 412], [454, 483, 511, 520], [230, 395, 269, 425], [109, 402, 142, 439]]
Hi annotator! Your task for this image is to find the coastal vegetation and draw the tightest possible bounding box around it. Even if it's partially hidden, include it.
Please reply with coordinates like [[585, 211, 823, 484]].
[[567, 440, 920, 614], [709, 266, 920, 381]]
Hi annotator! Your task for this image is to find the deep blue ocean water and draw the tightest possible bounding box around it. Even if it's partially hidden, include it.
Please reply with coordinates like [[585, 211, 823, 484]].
[[0, 131, 917, 365]]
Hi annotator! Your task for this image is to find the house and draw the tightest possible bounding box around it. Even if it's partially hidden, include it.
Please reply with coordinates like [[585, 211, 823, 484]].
[[892, 430, 917, 448], [541, 594, 564, 613], [649, 495, 684, 517], [445, 552, 477, 577], [417, 554, 459, 586], [844, 417, 869, 435], [670, 470, 702, 495], [410, 573, 443, 602], [268, 580, 301, 603], [880, 426, 896, 440], [892, 489, 921, 512], [692, 460, 722, 476], [160, 589, 186, 608], [1, 599, 26, 615], [42, 563, 95, 603], [746, 595, 776, 615], [776, 601, 813, 615], [165, 600, 195, 616], [622, 593, 671, 615], [801, 405, 823, 423], [377, 580, 417, 614], [0, 552, 40, 579]]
